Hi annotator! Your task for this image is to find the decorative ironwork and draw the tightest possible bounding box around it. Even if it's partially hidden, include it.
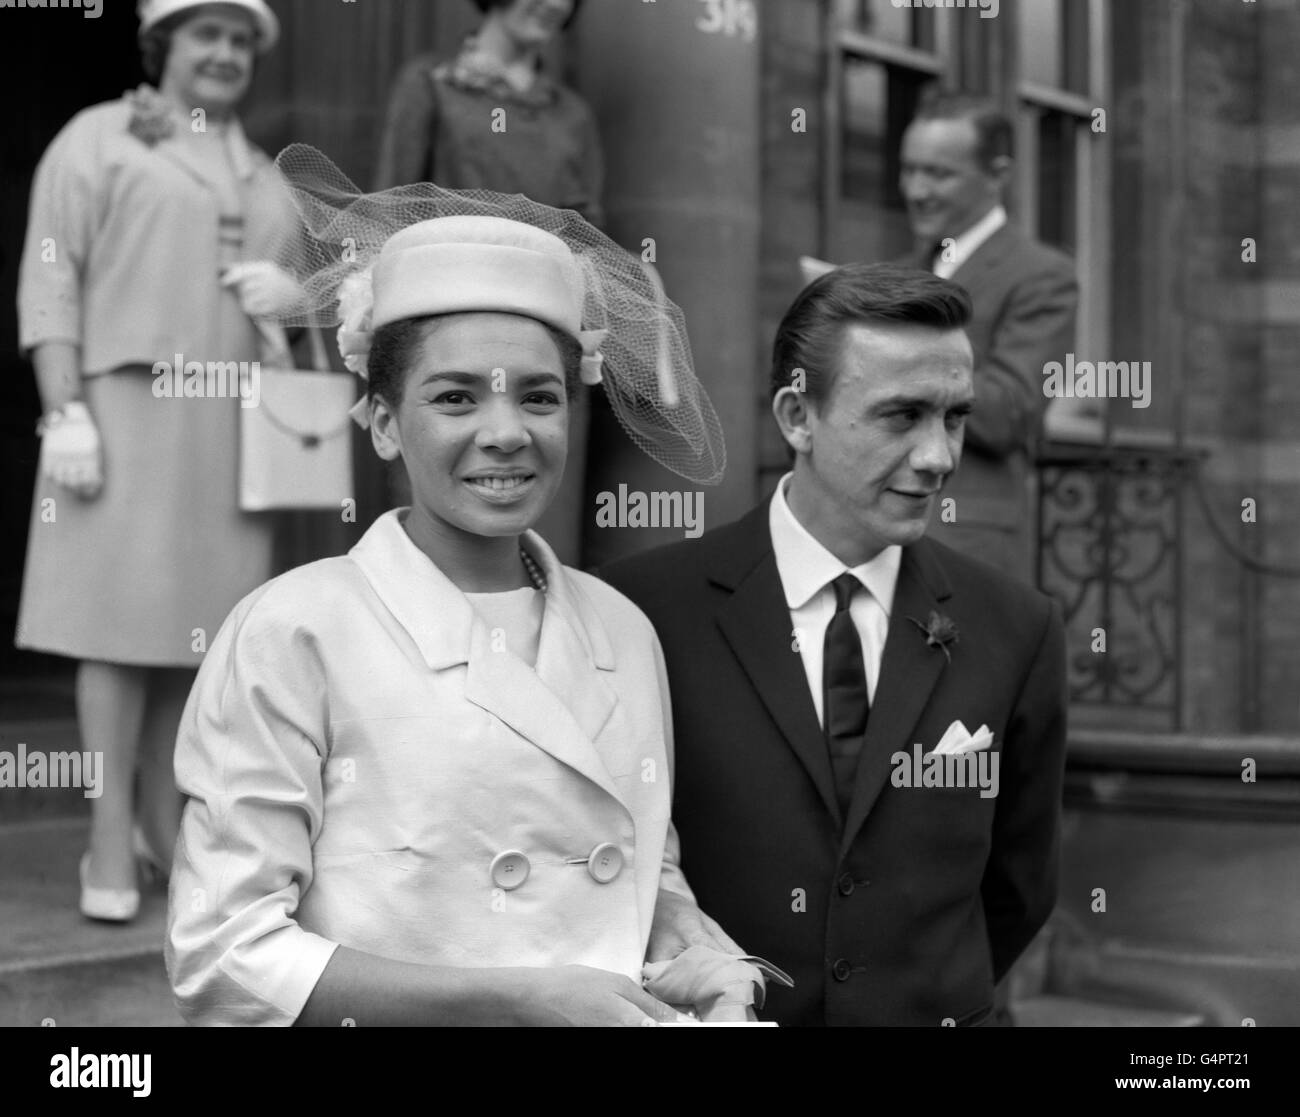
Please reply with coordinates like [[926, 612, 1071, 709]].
[[1036, 442, 1205, 728]]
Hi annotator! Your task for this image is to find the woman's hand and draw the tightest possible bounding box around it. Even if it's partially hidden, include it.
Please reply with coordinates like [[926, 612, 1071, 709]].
[[296, 949, 693, 1027], [647, 887, 746, 963], [38, 400, 103, 498], [221, 261, 304, 318], [513, 965, 690, 1027]]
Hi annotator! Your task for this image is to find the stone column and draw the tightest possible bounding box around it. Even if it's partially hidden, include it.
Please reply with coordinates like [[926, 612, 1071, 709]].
[[575, 0, 762, 564]]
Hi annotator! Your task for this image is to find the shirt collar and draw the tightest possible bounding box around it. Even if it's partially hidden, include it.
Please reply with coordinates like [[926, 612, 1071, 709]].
[[935, 203, 1007, 277], [769, 473, 902, 614]]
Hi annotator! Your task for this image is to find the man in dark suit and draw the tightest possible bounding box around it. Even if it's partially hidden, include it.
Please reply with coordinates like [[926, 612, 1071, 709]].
[[602, 265, 1067, 1026], [899, 92, 1078, 580]]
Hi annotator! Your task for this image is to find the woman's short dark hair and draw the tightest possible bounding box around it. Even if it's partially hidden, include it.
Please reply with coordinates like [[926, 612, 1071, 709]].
[[770, 264, 972, 406], [368, 314, 584, 409], [472, 0, 584, 30], [139, 11, 189, 82]]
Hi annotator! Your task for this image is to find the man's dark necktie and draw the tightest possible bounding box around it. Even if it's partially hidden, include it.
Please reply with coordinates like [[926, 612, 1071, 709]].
[[823, 573, 870, 818]]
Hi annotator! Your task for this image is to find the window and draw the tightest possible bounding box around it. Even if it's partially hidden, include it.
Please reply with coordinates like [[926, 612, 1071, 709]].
[[822, 1, 1110, 434], [831, 0, 935, 48], [822, 2, 944, 263], [1016, 0, 1110, 437]]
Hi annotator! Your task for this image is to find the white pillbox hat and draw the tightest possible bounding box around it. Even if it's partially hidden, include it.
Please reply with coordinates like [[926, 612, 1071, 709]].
[[370, 216, 586, 338]]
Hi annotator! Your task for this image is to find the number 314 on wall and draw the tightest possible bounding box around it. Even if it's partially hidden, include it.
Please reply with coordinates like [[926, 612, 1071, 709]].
[[696, 0, 758, 42]]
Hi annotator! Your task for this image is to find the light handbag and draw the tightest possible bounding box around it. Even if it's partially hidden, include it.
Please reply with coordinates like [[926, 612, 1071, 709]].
[[239, 325, 356, 512]]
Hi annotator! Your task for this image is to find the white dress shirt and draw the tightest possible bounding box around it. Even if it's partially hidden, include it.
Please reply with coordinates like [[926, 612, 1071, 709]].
[[769, 474, 901, 725], [932, 203, 1007, 279]]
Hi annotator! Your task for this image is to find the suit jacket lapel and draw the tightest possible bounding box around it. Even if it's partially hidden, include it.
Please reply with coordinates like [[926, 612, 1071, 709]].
[[839, 541, 954, 853], [711, 504, 843, 825], [949, 223, 1015, 293]]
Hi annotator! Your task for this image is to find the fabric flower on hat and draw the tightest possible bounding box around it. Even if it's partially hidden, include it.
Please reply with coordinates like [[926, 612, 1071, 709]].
[[578, 328, 607, 386], [336, 268, 375, 380]]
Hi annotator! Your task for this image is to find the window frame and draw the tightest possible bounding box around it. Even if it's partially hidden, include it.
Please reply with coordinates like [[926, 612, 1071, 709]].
[[821, 10, 947, 260], [1016, 0, 1111, 437]]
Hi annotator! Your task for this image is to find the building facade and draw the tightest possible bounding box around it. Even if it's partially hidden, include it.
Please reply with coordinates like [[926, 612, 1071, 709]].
[[1, 0, 1297, 1022]]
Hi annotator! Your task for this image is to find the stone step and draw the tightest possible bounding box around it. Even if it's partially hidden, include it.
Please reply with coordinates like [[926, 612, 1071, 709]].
[[1013, 995, 1204, 1027], [0, 817, 180, 1027], [0, 954, 180, 1028], [0, 717, 90, 825]]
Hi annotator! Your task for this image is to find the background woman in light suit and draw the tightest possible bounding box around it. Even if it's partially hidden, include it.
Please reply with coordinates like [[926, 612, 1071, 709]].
[[15, 0, 299, 922], [165, 159, 774, 1025]]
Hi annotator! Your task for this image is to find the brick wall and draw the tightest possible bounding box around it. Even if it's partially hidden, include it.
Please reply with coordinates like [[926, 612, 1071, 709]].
[[1254, 0, 1300, 731]]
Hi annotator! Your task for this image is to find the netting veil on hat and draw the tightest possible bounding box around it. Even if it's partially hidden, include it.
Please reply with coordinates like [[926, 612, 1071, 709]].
[[272, 145, 725, 486]]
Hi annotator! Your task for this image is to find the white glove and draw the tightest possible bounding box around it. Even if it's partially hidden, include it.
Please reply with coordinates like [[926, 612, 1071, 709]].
[[38, 400, 103, 498], [221, 261, 304, 318]]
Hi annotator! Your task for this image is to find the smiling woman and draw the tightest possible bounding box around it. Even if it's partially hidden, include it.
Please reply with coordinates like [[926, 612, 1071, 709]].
[[369, 311, 575, 587], [159, 152, 780, 1027], [140, 0, 277, 92]]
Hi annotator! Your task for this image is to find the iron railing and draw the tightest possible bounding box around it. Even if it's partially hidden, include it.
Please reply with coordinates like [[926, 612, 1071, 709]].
[[1035, 440, 1206, 729]]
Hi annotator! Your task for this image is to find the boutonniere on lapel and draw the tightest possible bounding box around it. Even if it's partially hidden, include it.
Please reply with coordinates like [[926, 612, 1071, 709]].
[[908, 609, 959, 664], [125, 85, 175, 147]]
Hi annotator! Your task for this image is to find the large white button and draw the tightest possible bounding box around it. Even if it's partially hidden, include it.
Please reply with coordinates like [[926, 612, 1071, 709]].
[[489, 850, 530, 891], [586, 843, 623, 884]]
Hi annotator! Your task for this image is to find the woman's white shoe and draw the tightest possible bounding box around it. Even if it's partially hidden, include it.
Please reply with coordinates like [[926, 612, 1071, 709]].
[[78, 852, 140, 923]]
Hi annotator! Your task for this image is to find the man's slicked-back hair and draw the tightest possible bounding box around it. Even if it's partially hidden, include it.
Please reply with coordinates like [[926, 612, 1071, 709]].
[[770, 263, 972, 404], [911, 89, 1014, 171]]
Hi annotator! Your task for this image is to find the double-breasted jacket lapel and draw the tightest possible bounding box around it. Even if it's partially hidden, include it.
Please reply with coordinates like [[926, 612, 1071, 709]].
[[708, 504, 843, 825], [350, 513, 627, 812], [839, 540, 954, 854]]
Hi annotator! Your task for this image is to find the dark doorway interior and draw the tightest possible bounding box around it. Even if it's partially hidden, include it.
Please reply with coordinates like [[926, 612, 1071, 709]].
[[1, 8, 144, 709]]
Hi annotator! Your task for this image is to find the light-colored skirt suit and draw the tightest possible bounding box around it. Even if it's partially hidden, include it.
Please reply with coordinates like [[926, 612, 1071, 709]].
[[15, 98, 297, 666]]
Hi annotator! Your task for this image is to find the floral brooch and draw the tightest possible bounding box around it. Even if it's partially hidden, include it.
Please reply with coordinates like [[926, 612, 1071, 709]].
[[125, 84, 175, 147], [908, 610, 959, 663]]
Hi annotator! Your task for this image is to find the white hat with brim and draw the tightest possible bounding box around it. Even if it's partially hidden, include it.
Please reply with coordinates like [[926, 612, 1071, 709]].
[[270, 143, 728, 484], [371, 217, 585, 337], [137, 0, 280, 53]]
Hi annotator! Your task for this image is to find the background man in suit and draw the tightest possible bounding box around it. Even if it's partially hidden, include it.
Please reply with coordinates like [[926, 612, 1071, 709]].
[[603, 265, 1067, 1025], [900, 92, 1078, 581]]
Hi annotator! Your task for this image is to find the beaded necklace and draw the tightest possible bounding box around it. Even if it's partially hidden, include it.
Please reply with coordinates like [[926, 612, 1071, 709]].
[[519, 547, 548, 593]]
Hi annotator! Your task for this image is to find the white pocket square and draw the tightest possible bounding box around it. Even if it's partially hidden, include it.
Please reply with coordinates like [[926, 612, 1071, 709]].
[[932, 720, 994, 755]]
